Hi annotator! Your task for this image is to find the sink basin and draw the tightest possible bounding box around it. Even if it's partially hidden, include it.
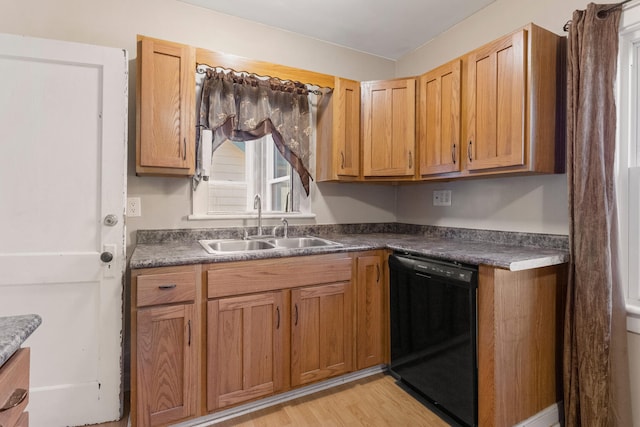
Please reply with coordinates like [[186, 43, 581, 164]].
[[200, 239, 276, 254], [199, 236, 341, 254], [267, 237, 341, 249]]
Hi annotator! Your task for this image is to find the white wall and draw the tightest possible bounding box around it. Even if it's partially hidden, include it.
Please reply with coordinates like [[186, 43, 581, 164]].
[[395, 1, 640, 425]]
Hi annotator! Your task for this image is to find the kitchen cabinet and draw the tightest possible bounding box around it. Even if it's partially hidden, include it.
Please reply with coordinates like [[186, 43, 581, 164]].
[[205, 253, 353, 410], [355, 252, 387, 369], [0, 348, 30, 427], [464, 24, 564, 175], [317, 77, 361, 181], [418, 59, 462, 176], [291, 281, 353, 387], [136, 36, 195, 176], [207, 291, 287, 411], [131, 265, 201, 427], [477, 263, 566, 427], [361, 78, 416, 178]]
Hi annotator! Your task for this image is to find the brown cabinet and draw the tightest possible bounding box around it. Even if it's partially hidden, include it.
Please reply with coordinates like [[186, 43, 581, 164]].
[[355, 252, 386, 369], [205, 253, 353, 410], [317, 77, 361, 181], [477, 264, 566, 427], [131, 265, 201, 427], [207, 291, 287, 411], [361, 78, 416, 178], [464, 24, 564, 176], [418, 60, 462, 177], [136, 36, 195, 176], [0, 348, 30, 427], [291, 282, 353, 387]]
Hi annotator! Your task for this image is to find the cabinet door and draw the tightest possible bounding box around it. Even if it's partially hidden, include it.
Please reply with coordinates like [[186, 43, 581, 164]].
[[316, 77, 360, 181], [291, 282, 353, 387], [207, 291, 286, 411], [356, 254, 386, 369], [419, 60, 461, 176], [137, 37, 195, 175], [466, 30, 526, 171], [136, 304, 197, 427], [362, 79, 416, 177], [336, 77, 361, 177]]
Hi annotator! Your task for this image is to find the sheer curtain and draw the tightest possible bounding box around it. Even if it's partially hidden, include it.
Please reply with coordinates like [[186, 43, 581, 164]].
[[564, 3, 632, 425], [198, 69, 313, 195]]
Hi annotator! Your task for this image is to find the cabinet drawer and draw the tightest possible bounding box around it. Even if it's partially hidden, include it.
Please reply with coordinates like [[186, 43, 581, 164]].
[[207, 253, 352, 298], [0, 348, 29, 427], [136, 266, 197, 307]]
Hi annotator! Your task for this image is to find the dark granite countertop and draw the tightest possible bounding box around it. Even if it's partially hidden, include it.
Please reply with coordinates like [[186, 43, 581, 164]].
[[0, 314, 42, 368], [129, 224, 569, 272]]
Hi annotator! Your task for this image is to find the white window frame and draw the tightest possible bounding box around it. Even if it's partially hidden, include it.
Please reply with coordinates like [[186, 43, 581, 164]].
[[617, 1, 640, 332], [191, 136, 315, 220]]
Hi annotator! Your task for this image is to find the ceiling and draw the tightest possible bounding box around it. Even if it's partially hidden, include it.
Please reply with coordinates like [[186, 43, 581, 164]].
[[180, 0, 496, 60]]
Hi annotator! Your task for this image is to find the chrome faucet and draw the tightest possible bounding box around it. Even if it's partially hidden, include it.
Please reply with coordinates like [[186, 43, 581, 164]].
[[281, 218, 288, 238], [253, 194, 262, 236]]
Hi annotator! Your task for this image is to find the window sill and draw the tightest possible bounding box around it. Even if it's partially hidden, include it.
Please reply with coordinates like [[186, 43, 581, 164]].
[[188, 212, 317, 221]]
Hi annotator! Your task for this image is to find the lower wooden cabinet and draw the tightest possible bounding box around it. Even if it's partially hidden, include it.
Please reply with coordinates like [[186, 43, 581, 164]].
[[131, 265, 200, 427], [207, 291, 287, 411], [355, 252, 387, 369], [291, 282, 353, 387], [0, 348, 30, 427]]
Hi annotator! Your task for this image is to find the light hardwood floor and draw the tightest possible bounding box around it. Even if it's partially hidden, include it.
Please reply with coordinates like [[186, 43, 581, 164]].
[[92, 374, 450, 427]]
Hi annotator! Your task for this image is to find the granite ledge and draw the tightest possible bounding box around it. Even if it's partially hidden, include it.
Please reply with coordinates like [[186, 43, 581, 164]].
[[0, 314, 42, 368]]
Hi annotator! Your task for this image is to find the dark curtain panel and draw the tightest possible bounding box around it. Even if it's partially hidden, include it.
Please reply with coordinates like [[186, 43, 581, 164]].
[[199, 70, 313, 195], [564, 3, 632, 426]]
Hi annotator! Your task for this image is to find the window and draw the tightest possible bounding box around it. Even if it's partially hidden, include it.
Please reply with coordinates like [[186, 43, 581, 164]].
[[617, 4, 640, 330], [191, 69, 315, 220]]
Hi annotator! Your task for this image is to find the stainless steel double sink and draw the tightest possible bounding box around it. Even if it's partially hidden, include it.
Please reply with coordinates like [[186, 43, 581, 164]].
[[199, 236, 342, 254]]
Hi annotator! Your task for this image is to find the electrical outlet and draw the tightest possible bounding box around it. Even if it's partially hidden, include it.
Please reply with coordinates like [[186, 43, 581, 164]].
[[433, 190, 452, 206], [127, 197, 141, 217]]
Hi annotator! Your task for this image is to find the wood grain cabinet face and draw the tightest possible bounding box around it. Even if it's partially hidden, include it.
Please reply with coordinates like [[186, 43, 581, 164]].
[[207, 291, 287, 412], [136, 304, 198, 427], [0, 348, 30, 427], [131, 265, 200, 427], [361, 79, 416, 177], [291, 282, 353, 387], [136, 36, 195, 176], [317, 77, 361, 181], [466, 30, 526, 171], [418, 60, 462, 176], [356, 254, 386, 370]]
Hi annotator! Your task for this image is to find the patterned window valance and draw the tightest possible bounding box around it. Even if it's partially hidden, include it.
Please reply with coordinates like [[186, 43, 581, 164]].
[[197, 67, 317, 195]]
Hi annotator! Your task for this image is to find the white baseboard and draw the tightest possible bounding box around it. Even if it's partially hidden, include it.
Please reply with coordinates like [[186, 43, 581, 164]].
[[172, 366, 386, 427], [513, 402, 562, 427]]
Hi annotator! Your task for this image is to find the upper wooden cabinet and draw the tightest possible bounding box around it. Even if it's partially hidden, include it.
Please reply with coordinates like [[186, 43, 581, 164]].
[[418, 60, 462, 177], [317, 77, 361, 181], [463, 24, 564, 176], [362, 78, 416, 178], [136, 36, 195, 176]]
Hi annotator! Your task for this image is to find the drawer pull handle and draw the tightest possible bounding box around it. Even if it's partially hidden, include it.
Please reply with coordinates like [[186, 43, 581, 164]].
[[376, 264, 381, 283], [0, 388, 27, 412], [187, 319, 191, 347], [451, 144, 456, 164], [294, 304, 299, 326], [276, 306, 280, 330], [467, 140, 473, 162], [158, 284, 177, 290]]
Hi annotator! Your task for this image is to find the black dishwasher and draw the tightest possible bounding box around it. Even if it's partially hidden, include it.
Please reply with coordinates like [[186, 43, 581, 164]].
[[388, 253, 478, 427]]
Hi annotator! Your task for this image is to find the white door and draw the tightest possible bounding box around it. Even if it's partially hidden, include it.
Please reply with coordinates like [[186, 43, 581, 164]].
[[0, 33, 127, 426]]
